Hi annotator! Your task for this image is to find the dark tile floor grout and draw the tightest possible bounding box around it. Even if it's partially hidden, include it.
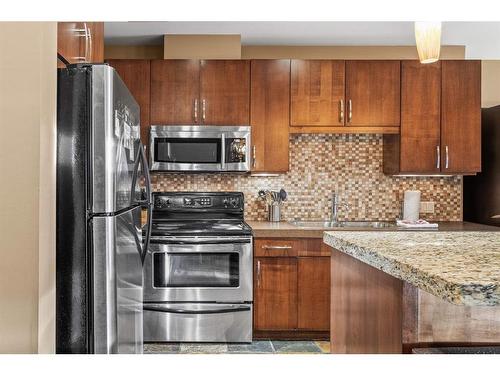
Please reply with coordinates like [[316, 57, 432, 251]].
[[144, 340, 330, 354]]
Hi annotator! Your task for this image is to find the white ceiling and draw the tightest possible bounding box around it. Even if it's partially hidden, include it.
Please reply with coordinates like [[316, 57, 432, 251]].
[[104, 21, 500, 58]]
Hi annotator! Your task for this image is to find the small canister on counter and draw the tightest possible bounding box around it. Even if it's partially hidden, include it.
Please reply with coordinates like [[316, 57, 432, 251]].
[[268, 203, 281, 222]]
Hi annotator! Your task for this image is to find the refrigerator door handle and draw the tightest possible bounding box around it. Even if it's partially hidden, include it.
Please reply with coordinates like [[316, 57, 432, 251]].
[[143, 305, 251, 315], [131, 143, 153, 262]]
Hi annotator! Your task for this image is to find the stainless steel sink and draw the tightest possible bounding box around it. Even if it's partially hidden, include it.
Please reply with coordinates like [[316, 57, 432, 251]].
[[289, 220, 396, 229]]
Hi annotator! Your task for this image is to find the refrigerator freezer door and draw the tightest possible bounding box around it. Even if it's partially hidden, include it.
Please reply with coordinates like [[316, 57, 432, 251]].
[[92, 206, 144, 354], [91, 65, 141, 214]]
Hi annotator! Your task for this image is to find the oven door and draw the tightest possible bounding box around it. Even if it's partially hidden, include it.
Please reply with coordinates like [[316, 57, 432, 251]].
[[144, 236, 253, 303]]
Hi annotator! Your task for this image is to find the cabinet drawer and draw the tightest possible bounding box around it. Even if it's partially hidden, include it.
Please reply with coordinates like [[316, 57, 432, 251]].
[[254, 239, 299, 257]]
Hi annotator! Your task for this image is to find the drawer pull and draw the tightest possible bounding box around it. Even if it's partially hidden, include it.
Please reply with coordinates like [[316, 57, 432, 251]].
[[262, 245, 292, 250]]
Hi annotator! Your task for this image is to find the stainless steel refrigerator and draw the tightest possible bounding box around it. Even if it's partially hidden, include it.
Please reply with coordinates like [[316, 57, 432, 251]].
[[57, 64, 152, 353], [464, 105, 500, 227]]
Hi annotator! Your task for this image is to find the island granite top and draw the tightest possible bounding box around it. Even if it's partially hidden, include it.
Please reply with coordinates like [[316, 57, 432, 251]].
[[323, 231, 500, 306]]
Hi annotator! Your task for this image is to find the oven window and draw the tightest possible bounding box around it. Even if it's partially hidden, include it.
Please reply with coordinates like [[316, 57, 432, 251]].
[[154, 138, 221, 164], [153, 252, 239, 288]]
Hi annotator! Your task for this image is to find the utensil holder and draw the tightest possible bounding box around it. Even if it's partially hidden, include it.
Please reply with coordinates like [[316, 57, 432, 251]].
[[268, 203, 281, 222]]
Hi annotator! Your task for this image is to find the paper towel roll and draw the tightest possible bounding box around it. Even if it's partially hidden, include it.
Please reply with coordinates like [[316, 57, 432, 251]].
[[403, 190, 421, 221]]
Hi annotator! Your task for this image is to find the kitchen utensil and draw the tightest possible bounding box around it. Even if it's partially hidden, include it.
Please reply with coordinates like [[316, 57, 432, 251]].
[[279, 189, 287, 202]]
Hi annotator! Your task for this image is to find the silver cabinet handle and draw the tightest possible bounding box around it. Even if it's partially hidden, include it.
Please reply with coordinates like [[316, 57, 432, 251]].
[[257, 260, 261, 288], [202, 99, 206, 122], [436, 145, 440, 169], [348, 99, 352, 122], [339, 99, 345, 124], [262, 245, 292, 250], [252, 145, 256, 169], [194, 99, 198, 123], [445, 145, 449, 169], [72, 23, 89, 61], [87, 23, 92, 62]]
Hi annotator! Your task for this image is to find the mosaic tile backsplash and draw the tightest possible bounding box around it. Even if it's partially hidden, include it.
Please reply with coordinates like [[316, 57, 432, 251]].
[[151, 134, 462, 222]]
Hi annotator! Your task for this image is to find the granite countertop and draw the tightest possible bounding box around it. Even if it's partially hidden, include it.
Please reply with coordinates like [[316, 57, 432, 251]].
[[248, 220, 499, 238], [323, 231, 500, 306]]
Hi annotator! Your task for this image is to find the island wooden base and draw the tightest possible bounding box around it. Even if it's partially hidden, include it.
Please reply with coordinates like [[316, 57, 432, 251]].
[[330, 249, 403, 353], [330, 248, 500, 354]]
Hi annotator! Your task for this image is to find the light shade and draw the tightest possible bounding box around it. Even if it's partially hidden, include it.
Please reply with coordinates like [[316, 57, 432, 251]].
[[414, 22, 442, 64]]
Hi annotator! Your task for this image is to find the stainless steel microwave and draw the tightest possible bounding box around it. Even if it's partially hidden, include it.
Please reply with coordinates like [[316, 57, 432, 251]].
[[149, 126, 251, 172]]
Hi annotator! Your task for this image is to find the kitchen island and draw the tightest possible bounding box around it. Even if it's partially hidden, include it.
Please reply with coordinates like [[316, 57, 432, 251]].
[[323, 231, 500, 353]]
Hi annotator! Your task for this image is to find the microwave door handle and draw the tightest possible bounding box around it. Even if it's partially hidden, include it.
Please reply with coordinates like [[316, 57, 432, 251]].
[[221, 133, 226, 171], [143, 305, 251, 314]]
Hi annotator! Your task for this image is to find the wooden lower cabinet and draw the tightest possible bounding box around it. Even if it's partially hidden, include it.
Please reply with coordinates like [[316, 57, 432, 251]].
[[254, 257, 298, 331], [298, 257, 330, 331], [253, 238, 330, 339]]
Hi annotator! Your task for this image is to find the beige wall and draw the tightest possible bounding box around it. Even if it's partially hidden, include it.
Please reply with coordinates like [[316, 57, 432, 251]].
[[0, 22, 57, 353], [241, 45, 465, 60], [481, 60, 500, 108], [164, 34, 241, 59], [104, 44, 164, 60]]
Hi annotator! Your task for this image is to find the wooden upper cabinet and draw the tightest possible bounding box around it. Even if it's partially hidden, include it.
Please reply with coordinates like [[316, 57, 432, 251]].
[[150, 60, 200, 125], [345, 61, 401, 127], [441, 60, 481, 174], [57, 22, 86, 65], [250, 60, 290, 173], [254, 257, 298, 331], [200, 60, 250, 125], [298, 257, 330, 331], [399, 61, 441, 173], [291, 60, 346, 126], [106, 60, 151, 146], [57, 22, 103, 66]]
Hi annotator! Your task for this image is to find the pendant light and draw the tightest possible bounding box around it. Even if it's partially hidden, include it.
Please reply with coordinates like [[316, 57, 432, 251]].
[[414, 21, 442, 64]]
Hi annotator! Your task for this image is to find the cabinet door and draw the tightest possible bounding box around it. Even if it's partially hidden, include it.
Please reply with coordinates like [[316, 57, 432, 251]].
[[441, 60, 481, 174], [57, 22, 103, 65], [250, 60, 290, 173], [298, 257, 330, 331], [57, 22, 86, 65], [254, 257, 297, 331], [200, 60, 250, 125], [106, 60, 151, 147], [400, 61, 441, 173], [291, 60, 345, 126], [346, 61, 400, 127], [150, 60, 200, 125]]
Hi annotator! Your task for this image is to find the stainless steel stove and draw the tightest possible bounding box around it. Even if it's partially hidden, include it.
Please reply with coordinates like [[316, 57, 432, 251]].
[[143, 192, 253, 343]]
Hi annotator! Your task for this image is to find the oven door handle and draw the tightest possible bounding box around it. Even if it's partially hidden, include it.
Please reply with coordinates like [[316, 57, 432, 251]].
[[143, 305, 251, 315]]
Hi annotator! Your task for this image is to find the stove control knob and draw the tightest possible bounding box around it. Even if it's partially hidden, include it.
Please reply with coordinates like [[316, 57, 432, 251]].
[[184, 198, 193, 206], [222, 198, 229, 207]]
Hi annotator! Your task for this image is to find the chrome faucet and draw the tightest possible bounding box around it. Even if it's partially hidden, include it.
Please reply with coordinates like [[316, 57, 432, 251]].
[[331, 192, 349, 223]]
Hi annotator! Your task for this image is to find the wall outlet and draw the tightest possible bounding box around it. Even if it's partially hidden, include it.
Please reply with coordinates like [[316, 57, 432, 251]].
[[420, 201, 435, 214]]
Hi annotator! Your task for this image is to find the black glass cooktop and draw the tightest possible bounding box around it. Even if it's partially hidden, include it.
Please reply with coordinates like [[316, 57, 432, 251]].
[[149, 219, 252, 237]]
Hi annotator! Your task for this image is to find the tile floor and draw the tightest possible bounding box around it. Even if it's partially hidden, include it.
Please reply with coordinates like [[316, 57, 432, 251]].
[[144, 340, 330, 354]]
